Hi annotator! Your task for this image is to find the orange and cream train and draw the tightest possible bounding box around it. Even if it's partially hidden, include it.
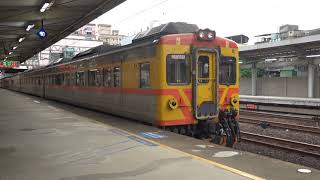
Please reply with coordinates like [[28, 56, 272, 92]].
[[0, 22, 240, 147]]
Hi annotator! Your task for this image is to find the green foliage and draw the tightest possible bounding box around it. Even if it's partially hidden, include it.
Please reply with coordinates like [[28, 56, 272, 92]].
[[240, 68, 251, 78], [257, 68, 265, 77]]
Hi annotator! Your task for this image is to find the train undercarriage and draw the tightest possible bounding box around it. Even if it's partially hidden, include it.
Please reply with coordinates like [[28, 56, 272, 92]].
[[163, 109, 241, 147]]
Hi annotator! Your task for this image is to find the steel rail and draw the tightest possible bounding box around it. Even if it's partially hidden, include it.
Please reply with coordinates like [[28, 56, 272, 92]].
[[239, 116, 320, 135], [240, 110, 316, 121], [240, 131, 320, 157]]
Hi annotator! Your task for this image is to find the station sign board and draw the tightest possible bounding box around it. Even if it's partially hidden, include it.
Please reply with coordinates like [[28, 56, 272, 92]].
[[0, 61, 19, 68], [246, 103, 258, 110]]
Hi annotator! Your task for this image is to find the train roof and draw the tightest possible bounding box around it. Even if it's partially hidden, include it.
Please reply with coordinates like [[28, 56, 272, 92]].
[[133, 22, 199, 43], [72, 44, 119, 60], [13, 22, 237, 77]]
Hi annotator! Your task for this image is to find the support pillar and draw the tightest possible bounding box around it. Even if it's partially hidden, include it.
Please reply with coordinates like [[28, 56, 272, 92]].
[[308, 63, 315, 98], [251, 63, 257, 96]]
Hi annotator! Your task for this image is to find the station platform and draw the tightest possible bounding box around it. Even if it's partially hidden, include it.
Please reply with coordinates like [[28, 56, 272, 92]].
[[1, 89, 320, 180], [240, 95, 320, 107], [240, 95, 320, 116]]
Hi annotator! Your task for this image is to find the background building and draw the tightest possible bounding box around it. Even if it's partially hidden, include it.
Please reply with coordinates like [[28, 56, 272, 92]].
[[239, 25, 320, 98], [23, 24, 126, 69], [72, 23, 125, 45]]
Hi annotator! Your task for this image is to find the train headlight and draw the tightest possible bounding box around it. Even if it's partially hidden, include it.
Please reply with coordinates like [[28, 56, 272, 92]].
[[207, 31, 214, 39], [196, 29, 216, 41], [168, 98, 179, 109], [199, 31, 205, 39]]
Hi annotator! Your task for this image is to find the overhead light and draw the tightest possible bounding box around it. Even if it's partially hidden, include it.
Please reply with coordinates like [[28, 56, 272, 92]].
[[40, 1, 54, 13], [306, 54, 320, 58], [18, 37, 25, 43], [9, 52, 13, 55], [26, 24, 35, 31], [12, 46, 18, 50], [238, 61, 243, 64], [265, 58, 277, 62]]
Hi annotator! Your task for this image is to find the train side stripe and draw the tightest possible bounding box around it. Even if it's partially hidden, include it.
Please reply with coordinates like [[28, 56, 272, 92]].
[[219, 87, 229, 104]]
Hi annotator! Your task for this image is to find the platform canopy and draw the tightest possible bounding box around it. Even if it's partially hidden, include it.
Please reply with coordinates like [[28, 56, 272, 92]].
[[0, 0, 125, 63], [240, 34, 320, 63]]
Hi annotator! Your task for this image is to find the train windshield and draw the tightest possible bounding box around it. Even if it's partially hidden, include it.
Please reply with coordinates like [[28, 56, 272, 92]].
[[166, 54, 190, 85], [198, 56, 209, 83], [219, 57, 236, 85]]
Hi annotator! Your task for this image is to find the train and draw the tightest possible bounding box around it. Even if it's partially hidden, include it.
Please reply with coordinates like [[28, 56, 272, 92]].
[[0, 22, 240, 147]]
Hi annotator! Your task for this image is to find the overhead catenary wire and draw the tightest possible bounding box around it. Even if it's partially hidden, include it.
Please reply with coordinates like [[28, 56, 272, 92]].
[[117, 0, 169, 24]]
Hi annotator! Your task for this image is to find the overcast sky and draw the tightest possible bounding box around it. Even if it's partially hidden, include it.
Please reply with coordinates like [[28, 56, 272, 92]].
[[92, 0, 320, 44]]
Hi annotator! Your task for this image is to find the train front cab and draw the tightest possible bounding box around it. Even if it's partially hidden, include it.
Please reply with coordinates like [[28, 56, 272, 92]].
[[156, 29, 240, 147]]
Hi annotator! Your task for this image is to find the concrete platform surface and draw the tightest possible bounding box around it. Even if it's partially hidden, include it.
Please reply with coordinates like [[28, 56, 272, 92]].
[[0, 89, 255, 180], [1, 89, 319, 180]]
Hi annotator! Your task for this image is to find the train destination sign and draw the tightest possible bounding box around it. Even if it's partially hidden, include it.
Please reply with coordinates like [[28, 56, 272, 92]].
[[0, 61, 19, 68]]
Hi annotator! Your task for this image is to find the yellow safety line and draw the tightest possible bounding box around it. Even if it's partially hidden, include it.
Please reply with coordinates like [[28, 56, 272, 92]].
[[113, 127, 265, 180]]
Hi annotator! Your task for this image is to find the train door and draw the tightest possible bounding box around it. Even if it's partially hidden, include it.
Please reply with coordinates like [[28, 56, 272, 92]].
[[192, 48, 219, 120]]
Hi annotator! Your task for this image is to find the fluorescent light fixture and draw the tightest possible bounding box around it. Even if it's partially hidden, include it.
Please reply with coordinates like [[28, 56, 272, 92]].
[[26, 24, 35, 31], [18, 37, 25, 43], [12, 46, 18, 50], [9, 52, 13, 55], [238, 61, 243, 64], [306, 54, 320, 58], [40, 1, 54, 12], [265, 58, 277, 62]]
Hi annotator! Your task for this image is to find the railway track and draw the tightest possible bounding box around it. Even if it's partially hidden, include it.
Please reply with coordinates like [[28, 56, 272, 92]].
[[241, 110, 320, 123], [240, 131, 320, 158], [239, 116, 320, 135]]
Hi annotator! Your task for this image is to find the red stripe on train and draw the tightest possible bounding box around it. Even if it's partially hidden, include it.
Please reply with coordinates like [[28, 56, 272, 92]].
[[160, 34, 238, 48]]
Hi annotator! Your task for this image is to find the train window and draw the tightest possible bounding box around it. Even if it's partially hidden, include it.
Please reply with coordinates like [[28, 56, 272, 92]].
[[88, 69, 102, 86], [50, 75, 54, 85], [219, 57, 236, 85], [62, 74, 65, 85], [64, 73, 70, 86], [113, 67, 121, 87], [103, 68, 113, 87], [70, 73, 75, 86], [55, 74, 62, 85], [166, 54, 190, 85], [198, 56, 209, 83], [140, 63, 150, 88], [76, 72, 85, 86]]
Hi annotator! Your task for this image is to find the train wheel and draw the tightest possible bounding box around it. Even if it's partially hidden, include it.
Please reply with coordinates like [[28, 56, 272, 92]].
[[186, 125, 194, 137], [173, 127, 179, 134], [179, 126, 187, 135], [166, 126, 174, 132]]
